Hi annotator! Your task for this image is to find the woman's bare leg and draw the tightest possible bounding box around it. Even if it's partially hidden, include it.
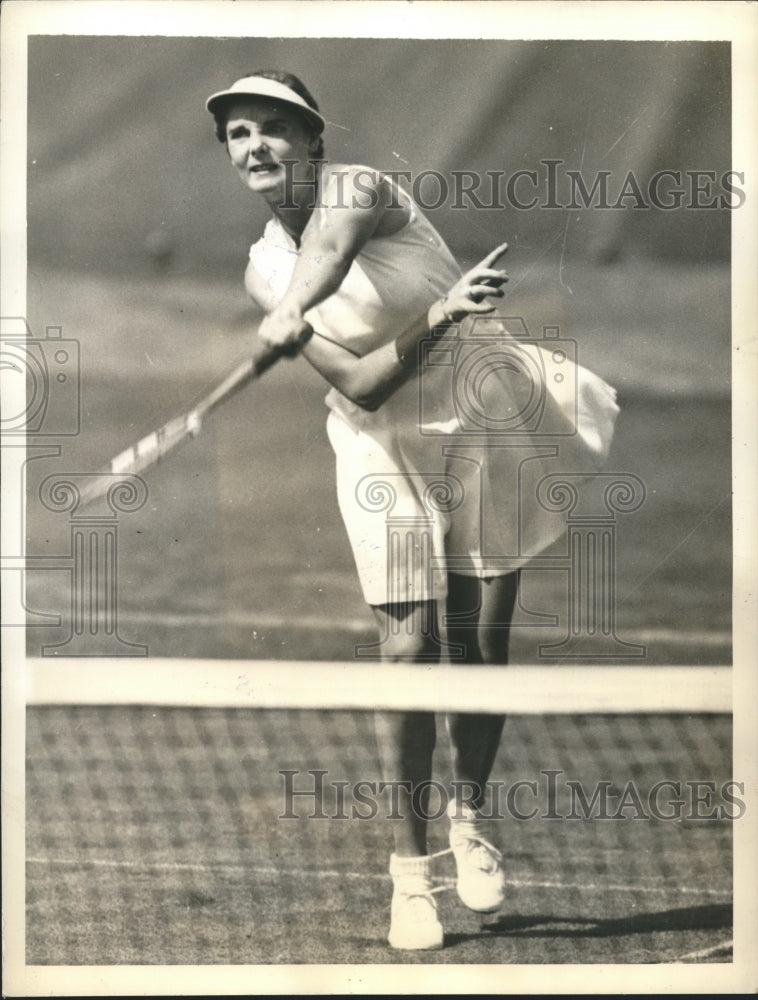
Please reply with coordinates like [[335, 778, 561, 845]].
[[371, 600, 441, 856], [440, 572, 518, 913], [444, 572, 519, 808]]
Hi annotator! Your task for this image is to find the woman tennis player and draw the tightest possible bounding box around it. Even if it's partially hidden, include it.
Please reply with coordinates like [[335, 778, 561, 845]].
[[206, 71, 618, 950]]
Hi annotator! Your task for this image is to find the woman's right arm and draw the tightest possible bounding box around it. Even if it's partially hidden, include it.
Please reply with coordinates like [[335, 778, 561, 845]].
[[299, 244, 509, 411]]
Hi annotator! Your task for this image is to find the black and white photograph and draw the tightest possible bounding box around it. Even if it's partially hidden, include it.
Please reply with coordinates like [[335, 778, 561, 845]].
[[2, 0, 756, 994]]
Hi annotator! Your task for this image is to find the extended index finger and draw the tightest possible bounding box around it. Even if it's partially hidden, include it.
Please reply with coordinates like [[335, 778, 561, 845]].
[[481, 242, 509, 268]]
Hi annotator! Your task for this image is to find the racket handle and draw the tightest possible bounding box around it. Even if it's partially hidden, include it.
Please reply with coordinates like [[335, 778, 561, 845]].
[[251, 342, 285, 377], [199, 343, 284, 417], [249, 325, 316, 379]]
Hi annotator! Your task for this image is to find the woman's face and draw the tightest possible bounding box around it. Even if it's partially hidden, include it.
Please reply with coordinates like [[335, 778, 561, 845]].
[[224, 98, 319, 200]]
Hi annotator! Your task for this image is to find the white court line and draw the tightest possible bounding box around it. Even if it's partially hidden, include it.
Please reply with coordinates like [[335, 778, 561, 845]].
[[629, 629, 731, 647], [104, 610, 733, 647], [675, 939, 733, 962], [25, 660, 732, 713], [26, 857, 732, 899], [112, 610, 374, 633]]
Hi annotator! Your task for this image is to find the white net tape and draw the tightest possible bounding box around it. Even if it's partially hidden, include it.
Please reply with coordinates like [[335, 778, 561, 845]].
[[26, 659, 731, 714]]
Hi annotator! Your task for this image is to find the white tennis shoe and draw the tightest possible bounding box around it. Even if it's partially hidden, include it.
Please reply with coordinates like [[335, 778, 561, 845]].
[[387, 853, 445, 950], [447, 801, 506, 913]]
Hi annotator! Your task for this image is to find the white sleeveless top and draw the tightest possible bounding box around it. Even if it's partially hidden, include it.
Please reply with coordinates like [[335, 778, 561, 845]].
[[247, 172, 620, 603], [249, 176, 461, 356]]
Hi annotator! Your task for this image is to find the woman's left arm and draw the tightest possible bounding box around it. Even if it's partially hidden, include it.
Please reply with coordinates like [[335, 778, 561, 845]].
[[258, 167, 403, 353], [301, 245, 509, 410]]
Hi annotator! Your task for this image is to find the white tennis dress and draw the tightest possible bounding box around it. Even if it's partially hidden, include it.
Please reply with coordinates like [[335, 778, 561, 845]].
[[249, 177, 619, 605]]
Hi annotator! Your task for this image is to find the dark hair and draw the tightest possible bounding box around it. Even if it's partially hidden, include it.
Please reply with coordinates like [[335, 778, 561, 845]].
[[213, 69, 325, 159]]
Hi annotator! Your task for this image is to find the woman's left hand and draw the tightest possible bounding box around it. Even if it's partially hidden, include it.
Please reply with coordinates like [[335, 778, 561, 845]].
[[258, 305, 314, 357], [439, 242, 509, 322]]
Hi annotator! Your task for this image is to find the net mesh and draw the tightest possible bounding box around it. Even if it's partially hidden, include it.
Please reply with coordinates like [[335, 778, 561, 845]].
[[26, 705, 733, 966]]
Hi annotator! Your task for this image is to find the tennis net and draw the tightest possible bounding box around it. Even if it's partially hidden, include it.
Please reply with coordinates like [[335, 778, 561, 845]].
[[20, 658, 739, 981]]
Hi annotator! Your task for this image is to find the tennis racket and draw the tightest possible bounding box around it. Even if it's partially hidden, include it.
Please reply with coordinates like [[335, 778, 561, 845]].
[[77, 343, 282, 509]]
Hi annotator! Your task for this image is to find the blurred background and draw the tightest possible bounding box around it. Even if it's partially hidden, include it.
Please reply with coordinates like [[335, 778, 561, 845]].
[[27, 37, 731, 273], [23, 36, 732, 663]]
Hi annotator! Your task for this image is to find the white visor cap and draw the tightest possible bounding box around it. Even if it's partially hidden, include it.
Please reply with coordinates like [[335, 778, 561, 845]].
[[205, 76, 325, 134]]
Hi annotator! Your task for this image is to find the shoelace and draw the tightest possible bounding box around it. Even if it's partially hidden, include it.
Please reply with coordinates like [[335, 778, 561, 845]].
[[446, 824, 504, 872], [392, 837, 503, 905], [400, 885, 448, 903], [392, 877, 448, 911], [461, 836, 502, 872]]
